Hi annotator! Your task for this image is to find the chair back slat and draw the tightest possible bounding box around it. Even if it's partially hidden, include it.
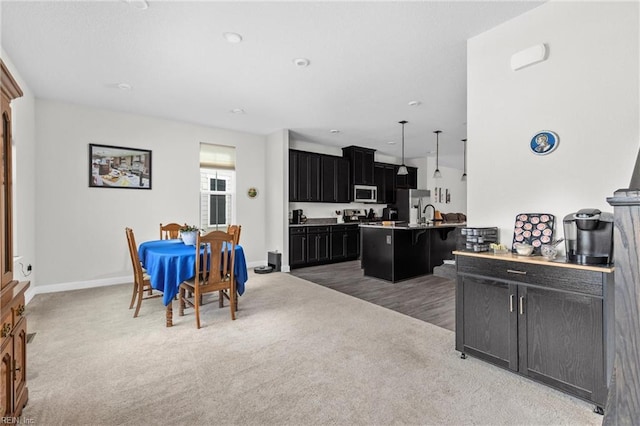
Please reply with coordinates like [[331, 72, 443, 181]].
[[227, 224, 242, 245], [195, 231, 235, 293], [125, 227, 145, 283], [160, 222, 185, 240]]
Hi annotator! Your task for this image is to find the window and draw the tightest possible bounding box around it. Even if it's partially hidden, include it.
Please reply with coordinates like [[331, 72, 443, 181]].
[[201, 170, 234, 228], [199, 143, 236, 231]]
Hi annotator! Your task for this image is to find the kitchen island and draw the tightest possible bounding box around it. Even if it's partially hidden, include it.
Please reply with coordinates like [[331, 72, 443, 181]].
[[360, 222, 463, 282]]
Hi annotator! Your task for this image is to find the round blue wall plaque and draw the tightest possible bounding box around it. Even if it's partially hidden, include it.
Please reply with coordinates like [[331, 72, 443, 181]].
[[530, 131, 559, 155]]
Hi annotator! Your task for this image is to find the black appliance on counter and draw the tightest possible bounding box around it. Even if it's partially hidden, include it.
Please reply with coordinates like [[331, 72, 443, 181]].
[[563, 208, 614, 265], [382, 207, 398, 221], [292, 209, 304, 224]]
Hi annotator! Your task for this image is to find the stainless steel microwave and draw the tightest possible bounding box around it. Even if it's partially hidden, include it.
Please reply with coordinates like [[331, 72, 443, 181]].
[[354, 185, 378, 203]]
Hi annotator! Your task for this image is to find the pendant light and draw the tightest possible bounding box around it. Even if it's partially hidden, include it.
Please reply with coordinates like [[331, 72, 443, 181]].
[[461, 138, 467, 181], [433, 130, 442, 178], [397, 120, 408, 175]]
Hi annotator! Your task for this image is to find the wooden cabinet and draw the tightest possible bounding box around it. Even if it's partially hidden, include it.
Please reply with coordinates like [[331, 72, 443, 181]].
[[455, 254, 612, 410], [289, 227, 307, 267], [342, 146, 375, 186], [374, 162, 396, 204], [0, 60, 29, 419], [290, 151, 321, 202], [307, 226, 330, 264], [330, 225, 359, 261], [395, 165, 417, 189], [289, 150, 321, 202], [290, 150, 349, 203], [290, 224, 359, 268], [374, 162, 418, 203], [321, 156, 350, 203]]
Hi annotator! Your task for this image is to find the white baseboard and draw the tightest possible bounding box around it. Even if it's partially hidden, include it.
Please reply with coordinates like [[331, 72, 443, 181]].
[[25, 276, 130, 304], [25, 260, 270, 304]]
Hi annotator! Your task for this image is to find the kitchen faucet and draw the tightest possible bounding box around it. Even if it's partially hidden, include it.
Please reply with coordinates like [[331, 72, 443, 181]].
[[423, 204, 436, 222]]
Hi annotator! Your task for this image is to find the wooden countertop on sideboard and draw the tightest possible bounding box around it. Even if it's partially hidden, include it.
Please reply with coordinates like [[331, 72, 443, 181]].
[[453, 250, 614, 273]]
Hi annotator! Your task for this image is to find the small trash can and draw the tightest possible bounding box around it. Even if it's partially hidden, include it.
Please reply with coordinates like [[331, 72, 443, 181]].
[[267, 251, 281, 272]]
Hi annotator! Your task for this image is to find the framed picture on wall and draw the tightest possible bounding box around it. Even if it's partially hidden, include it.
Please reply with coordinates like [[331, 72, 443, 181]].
[[89, 143, 152, 189]]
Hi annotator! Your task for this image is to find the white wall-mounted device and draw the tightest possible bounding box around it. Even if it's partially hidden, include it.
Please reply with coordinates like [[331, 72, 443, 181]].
[[511, 44, 548, 71]]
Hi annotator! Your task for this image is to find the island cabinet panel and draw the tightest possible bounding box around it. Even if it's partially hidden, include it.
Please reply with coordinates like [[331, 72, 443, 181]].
[[455, 253, 612, 410], [361, 227, 393, 281]]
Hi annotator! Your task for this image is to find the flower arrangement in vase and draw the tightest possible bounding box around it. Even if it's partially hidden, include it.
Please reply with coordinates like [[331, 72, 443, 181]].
[[180, 225, 201, 245]]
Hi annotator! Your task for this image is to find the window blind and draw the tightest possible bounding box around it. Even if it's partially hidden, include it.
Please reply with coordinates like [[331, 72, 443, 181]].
[[199, 143, 235, 170]]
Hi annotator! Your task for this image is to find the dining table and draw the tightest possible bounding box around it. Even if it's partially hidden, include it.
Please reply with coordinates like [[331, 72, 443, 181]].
[[138, 239, 249, 326]]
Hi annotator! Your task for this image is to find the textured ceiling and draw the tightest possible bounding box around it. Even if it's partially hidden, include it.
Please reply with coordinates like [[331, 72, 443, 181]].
[[1, 0, 544, 167]]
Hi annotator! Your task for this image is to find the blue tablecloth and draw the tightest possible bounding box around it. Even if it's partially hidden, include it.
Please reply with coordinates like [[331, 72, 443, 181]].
[[138, 239, 248, 306]]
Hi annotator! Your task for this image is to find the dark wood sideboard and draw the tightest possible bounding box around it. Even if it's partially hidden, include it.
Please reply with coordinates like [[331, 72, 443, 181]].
[[454, 251, 614, 413]]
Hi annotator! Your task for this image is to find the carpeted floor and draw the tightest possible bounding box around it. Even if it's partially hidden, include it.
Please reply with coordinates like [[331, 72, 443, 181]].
[[21, 271, 600, 425]]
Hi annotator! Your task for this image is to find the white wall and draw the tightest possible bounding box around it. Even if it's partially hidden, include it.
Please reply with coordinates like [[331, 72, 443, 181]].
[[1, 51, 37, 289], [467, 1, 639, 252], [34, 100, 268, 288], [265, 129, 288, 262]]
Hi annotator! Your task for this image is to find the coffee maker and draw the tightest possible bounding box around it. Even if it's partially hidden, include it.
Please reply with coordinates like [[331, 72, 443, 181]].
[[292, 209, 303, 224], [563, 208, 614, 265]]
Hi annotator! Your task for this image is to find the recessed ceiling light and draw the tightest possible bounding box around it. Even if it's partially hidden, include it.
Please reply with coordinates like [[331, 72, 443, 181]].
[[387, 141, 396, 145], [293, 58, 310, 67], [408, 100, 421, 107], [330, 129, 340, 134], [223, 32, 243, 43], [117, 82, 132, 90], [230, 108, 246, 114]]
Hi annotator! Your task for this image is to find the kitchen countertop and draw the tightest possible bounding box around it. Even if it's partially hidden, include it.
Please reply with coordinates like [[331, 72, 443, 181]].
[[289, 220, 360, 227], [453, 250, 614, 273], [359, 222, 466, 229]]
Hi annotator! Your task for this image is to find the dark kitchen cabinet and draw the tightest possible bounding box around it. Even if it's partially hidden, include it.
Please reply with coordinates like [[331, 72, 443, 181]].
[[330, 225, 360, 261], [289, 150, 321, 202], [290, 224, 360, 268], [374, 162, 397, 204], [342, 146, 375, 186], [395, 165, 417, 189], [455, 254, 613, 411], [322, 156, 350, 203], [289, 227, 307, 267], [307, 226, 330, 264], [289, 151, 299, 201]]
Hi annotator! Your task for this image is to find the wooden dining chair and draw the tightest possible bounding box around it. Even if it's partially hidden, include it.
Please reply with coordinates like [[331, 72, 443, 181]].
[[227, 224, 242, 245], [178, 230, 236, 329], [125, 227, 162, 318], [221, 224, 242, 311], [159, 222, 185, 240]]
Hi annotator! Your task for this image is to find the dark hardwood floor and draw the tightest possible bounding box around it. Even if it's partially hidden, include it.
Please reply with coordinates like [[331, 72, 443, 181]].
[[290, 260, 456, 332]]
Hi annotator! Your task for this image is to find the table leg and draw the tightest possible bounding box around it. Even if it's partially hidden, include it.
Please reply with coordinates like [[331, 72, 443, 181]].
[[166, 301, 173, 327]]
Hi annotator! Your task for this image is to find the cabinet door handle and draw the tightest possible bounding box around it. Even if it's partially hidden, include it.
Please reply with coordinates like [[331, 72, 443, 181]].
[[509, 294, 515, 313], [519, 296, 525, 315], [507, 269, 527, 275]]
